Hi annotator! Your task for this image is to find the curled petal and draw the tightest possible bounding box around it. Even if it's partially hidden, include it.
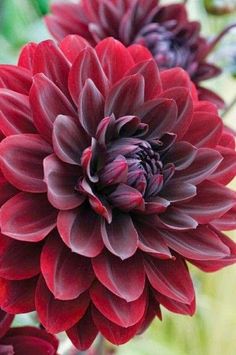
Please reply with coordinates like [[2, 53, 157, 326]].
[[109, 184, 144, 211], [99, 155, 128, 186]]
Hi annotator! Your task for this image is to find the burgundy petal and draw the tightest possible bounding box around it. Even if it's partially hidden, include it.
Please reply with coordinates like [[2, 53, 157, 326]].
[[153, 290, 196, 316], [109, 184, 144, 211], [160, 181, 196, 202], [90, 282, 146, 327], [44, 154, 85, 210], [66, 308, 98, 351], [0, 172, 17, 207], [0, 277, 37, 313], [209, 145, 236, 185], [92, 251, 145, 302], [41, 232, 94, 300], [211, 205, 236, 231], [158, 207, 198, 230], [144, 256, 194, 304], [96, 38, 134, 84], [57, 206, 104, 257], [0, 65, 32, 94], [101, 213, 138, 260], [0, 234, 41, 280], [35, 277, 89, 333], [0, 310, 14, 338], [99, 155, 128, 186], [0, 134, 52, 193], [53, 115, 89, 165], [163, 141, 197, 171], [104, 74, 145, 117], [68, 47, 108, 104], [0, 193, 57, 242], [160, 226, 230, 260], [30, 73, 75, 142]]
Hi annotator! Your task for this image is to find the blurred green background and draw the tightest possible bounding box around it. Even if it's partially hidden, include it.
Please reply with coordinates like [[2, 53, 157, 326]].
[[0, 1, 236, 354]]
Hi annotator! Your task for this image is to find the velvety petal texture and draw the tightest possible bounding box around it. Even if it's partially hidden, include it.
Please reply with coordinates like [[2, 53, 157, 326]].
[[0, 35, 235, 351]]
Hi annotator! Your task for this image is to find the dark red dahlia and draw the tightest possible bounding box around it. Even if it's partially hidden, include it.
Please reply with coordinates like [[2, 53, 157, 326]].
[[45, 0, 235, 107], [0, 309, 58, 354], [0, 36, 236, 350]]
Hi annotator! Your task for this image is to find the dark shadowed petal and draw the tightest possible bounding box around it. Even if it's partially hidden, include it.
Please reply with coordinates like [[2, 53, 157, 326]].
[[92, 251, 145, 302], [101, 213, 138, 259], [0, 193, 57, 242], [179, 181, 236, 224], [144, 255, 194, 304], [33, 40, 70, 97], [211, 205, 236, 231], [57, 206, 104, 257], [66, 308, 98, 351], [99, 155, 128, 186], [18, 42, 37, 72], [104, 74, 144, 117], [153, 290, 196, 316], [0, 310, 14, 338], [158, 207, 198, 230], [209, 146, 236, 185], [0, 172, 17, 207], [78, 79, 104, 136], [30, 73, 76, 142], [0, 234, 41, 280], [53, 115, 89, 165], [172, 148, 223, 185], [92, 307, 141, 345], [126, 59, 162, 100], [41, 232, 94, 300], [135, 223, 172, 259], [59, 35, 90, 63], [0, 89, 35, 136], [163, 141, 197, 171], [0, 134, 52, 193], [135, 98, 177, 139], [95, 38, 134, 84], [90, 282, 146, 327], [44, 154, 85, 210], [183, 112, 223, 148], [160, 181, 196, 202], [35, 277, 89, 333], [0, 65, 32, 94], [68, 47, 109, 104], [109, 184, 144, 211], [160, 226, 230, 260], [0, 277, 37, 313]]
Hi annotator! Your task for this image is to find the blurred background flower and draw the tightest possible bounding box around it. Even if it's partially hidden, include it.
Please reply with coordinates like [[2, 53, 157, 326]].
[[0, 1, 235, 354]]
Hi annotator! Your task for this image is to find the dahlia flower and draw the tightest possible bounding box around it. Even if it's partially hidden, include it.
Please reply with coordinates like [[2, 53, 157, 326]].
[[0, 36, 236, 350], [0, 309, 58, 354], [45, 0, 235, 107]]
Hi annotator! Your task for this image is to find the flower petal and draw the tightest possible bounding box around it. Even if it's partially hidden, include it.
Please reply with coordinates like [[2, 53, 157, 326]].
[[18, 42, 37, 72], [0, 65, 32, 94], [0, 310, 14, 338], [109, 184, 144, 211], [209, 145, 236, 185], [158, 207, 198, 230], [59, 35, 90, 63], [0, 193, 57, 242], [153, 290, 196, 316]]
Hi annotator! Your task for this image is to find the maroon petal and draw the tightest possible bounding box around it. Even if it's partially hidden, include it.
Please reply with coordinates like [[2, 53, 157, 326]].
[[0, 172, 17, 207], [158, 207, 198, 230], [0, 65, 32, 94], [160, 87, 193, 140], [135, 98, 177, 139], [53, 115, 89, 165], [183, 112, 223, 148], [160, 181, 196, 202], [0, 310, 13, 338], [99, 155, 128, 186], [92, 252, 145, 302], [0, 89, 35, 136], [92, 307, 141, 345], [44, 154, 85, 210], [153, 290, 196, 316], [144, 197, 170, 214], [78, 79, 104, 136], [33, 40, 70, 97], [90, 282, 146, 327], [209, 145, 236, 185], [0, 134, 52, 193], [101, 213, 138, 260], [0, 277, 37, 313], [135, 223, 172, 259], [41, 233, 94, 301], [211, 205, 236, 231], [0, 234, 41, 280], [144, 256, 194, 304], [30, 73, 75, 142], [172, 148, 223, 185], [57, 206, 104, 257], [105, 74, 144, 117], [0, 193, 57, 242], [179, 180, 236, 224], [95, 38, 134, 84], [59, 35, 90, 63], [68, 47, 108, 104], [35, 277, 89, 333], [160, 226, 230, 260], [163, 141, 197, 171], [109, 184, 144, 211], [66, 308, 98, 351], [18, 42, 37, 72], [127, 59, 162, 100]]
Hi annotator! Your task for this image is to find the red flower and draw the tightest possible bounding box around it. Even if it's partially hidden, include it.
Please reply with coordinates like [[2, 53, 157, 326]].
[[45, 0, 235, 107], [0, 309, 58, 354], [0, 36, 236, 350]]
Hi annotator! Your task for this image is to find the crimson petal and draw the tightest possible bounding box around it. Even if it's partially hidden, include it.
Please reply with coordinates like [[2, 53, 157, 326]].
[[0, 310, 14, 338], [209, 145, 236, 185], [0, 65, 32, 94], [59, 35, 90, 63], [153, 290, 196, 316], [18, 42, 37, 72]]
